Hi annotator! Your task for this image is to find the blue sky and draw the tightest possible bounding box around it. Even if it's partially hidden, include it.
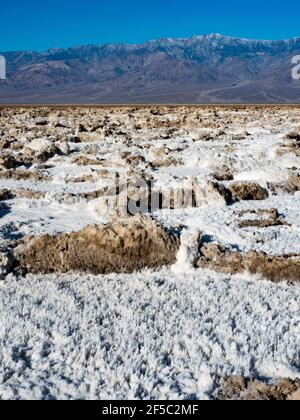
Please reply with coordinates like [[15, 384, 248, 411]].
[[1, 0, 299, 51]]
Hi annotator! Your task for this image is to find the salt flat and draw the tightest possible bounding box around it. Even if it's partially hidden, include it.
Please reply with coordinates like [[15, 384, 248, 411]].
[[0, 270, 299, 400], [0, 106, 299, 399]]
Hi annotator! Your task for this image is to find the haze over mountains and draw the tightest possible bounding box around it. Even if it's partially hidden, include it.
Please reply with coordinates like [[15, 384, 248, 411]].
[[0, 33, 300, 103]]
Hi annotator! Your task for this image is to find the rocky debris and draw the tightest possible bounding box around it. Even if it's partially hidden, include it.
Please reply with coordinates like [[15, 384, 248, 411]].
[[14, 189, 46, 200], [54, 141, 70, 155], [0, 251, 15, 280], [78, 189, 110, 201], [35, 119, 49, 126], [15, 215, 180, 275], [0, 139, 12, 150], [244, 251, 300, 282], [230, 131, 251, 141], [72, 155, 104, 166], [286, 132, 300, 142], [277, 132, 300, 156], [198, 131, 214, 141], [238, 208, 288, 228], [152, 156, 184, 168], [77, 123, 89, 133], [198, 243, 243, 275], [269, 174, 300, 195], [66, 174, 95, 183], [215, 376, 300, 400], [200, 180, 232, 205], [238, 208, 279, 219], [0, 189, 13, 201], [66, 170, 111, 183], [0, 202, 10, 214], [0, 155, 21, 169], [153, 147, 170, 158], [278, 145, 300, 157], [25, 138, 61, 163], [0, 169, 49, 182], [197, 242, 300, 282], [68, 135, 81, 143], [0, 187, 45, 201], [212, 166, 234, 181], [228, 182, 269, 201], [120, 152, 146, 169]]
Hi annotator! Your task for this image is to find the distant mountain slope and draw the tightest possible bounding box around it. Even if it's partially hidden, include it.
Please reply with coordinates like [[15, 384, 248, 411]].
[[1, 34, 300, 103]]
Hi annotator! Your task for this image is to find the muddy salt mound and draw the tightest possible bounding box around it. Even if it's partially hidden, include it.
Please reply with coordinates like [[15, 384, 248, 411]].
[[197, 243, 300, 283], [15, 215, 180, 275], [215, 376, 300, 401], [25, 138, 61, 162], [228, 182, 269, 201]]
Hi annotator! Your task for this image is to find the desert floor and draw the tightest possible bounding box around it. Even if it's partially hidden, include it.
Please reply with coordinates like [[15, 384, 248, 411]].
[[0, 106, 299, 400]]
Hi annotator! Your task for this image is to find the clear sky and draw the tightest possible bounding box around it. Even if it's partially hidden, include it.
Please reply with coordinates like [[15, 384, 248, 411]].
[[1, 0, 300, 51]]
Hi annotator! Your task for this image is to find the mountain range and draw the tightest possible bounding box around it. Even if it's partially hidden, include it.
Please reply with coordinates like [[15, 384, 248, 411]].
[[1, 33, 300, 103]]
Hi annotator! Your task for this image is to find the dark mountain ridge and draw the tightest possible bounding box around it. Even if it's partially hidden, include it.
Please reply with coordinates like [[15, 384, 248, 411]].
[[1, 34, 300, 103]]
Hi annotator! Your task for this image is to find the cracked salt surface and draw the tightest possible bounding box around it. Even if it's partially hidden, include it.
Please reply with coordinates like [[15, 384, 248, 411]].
[[0, 270, 299, 400], [154, 193, 300, 256], [0, 106, 300, 399]]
